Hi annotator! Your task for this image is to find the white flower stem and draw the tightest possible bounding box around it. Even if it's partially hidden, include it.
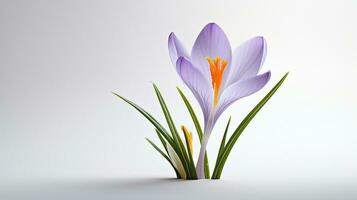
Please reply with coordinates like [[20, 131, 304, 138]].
[[196, 121, 213, 179]]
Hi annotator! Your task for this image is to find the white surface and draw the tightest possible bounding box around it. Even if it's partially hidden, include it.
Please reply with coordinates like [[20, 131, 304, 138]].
[[0, 0, 356, 199], [1, 178, 357, 200]]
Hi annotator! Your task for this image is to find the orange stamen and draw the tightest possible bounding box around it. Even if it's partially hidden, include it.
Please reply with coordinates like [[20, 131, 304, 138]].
[[207, 56, 228, 106]]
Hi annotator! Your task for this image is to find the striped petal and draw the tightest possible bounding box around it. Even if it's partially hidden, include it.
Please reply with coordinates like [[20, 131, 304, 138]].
[[176, 57, 213, 123], [215, 71, 271, 122], [191, 23, 232, 82], [226, 36, 267, 86], [168, 32, 190, 68]]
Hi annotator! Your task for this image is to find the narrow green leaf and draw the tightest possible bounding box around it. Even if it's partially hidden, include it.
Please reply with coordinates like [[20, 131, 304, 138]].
[[152, 84, 196, 179], [152, 84, 191, 177], [177, 87, 203, 140], [219, 116, 231, 160], [154, 129, 183, 180], [112, 92, 173, 143], [155, 129, 168, 152], [212, 116, 231, 179], [204, 154, 210, 179], [155, 120, 191, 177], [167, 141, 187, 179], [177, 87, 210, 179], [112, 91, 184, 177], [153, 84, 179, 140], [214, 72, 289, 179], [146, 138, 181, 178]]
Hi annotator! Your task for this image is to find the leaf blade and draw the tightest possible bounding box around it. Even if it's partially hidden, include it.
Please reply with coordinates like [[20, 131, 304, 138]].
[[177, 87, 203, 140], [212, 116, 231, 179], [113, 92, 184, 178], [112, 92, 172, 143], [152, 84, 196, 179], [146, 138, 181, 178], [177, 87, 210, 179], [214, 72, 289, 179]]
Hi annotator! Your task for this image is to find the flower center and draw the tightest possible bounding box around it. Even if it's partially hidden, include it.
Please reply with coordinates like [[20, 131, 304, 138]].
[[207, 56, 228, 106]]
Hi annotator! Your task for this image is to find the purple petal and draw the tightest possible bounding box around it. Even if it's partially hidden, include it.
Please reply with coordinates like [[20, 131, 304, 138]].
[[215, 71, 271, 121], [168, 32, 189, 67], [176, 57, 213, 123], [191, 23, 232, 80], [226, 36, 267, 86]]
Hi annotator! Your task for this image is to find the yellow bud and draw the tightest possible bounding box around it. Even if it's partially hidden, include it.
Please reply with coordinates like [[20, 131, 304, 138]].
[[181, 125, 193, 154]]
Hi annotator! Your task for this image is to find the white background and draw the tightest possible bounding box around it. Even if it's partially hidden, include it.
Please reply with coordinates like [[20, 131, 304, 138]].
[[1, 0, 356, 199]]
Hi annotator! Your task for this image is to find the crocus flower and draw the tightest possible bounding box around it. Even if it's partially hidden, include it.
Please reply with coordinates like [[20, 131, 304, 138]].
[[168, 23, 271, 179]]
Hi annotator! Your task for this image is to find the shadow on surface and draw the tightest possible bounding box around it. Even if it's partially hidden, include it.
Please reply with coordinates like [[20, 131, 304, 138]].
[[74, 177, 186, 190], [2, 178, 357, 200]]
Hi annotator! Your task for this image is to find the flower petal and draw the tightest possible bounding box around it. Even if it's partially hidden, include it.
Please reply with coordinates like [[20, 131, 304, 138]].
[[226, 36, 267, 86], [215, 71, 271, 121], [191, 23, 232, 80], [176, 57, 213, 123], [168, 32, 189, 67]]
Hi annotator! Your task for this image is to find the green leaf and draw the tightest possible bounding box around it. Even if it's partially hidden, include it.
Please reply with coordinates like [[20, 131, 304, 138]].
[[177, 87, 210, 179], [166, 141, 187, 179], [155, 129, 168, 152], [152, 84, 197, 179], [112, 92, 173, 144], [153, 84, 179, 141], [112, 91, 184, 177], [214, 72, 289, 179], [177, 87, 203, 140], [154, 129, 183, 180], [146, 138, 181, 178], [212, 116, 231, 179], [203, 154, 210, 179]]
